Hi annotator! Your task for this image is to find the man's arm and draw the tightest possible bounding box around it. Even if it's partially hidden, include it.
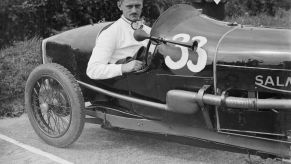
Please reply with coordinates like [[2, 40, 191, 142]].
[[87, 23, 146, 80], [87, 25, 123, 80]]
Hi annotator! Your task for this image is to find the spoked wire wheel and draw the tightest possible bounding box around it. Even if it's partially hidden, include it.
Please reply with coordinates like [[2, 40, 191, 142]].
[[32, 76, 71, 138], [25, 63, 85, 147]]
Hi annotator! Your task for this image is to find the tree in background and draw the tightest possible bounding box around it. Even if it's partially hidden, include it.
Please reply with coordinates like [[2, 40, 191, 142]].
[[225, 0, 279, 17], [0, 0, 289, 49], [0, 0, 173, 48]]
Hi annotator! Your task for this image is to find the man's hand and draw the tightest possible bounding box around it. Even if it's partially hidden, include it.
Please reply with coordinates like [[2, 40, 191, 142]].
[[121, 60, 144, 74]]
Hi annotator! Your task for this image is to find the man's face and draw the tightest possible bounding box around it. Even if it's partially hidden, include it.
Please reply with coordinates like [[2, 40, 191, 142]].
[[118, 0, 143, 21]]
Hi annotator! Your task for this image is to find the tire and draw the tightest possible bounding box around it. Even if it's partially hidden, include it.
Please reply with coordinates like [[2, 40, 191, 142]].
[[25, 63, 85, 148]]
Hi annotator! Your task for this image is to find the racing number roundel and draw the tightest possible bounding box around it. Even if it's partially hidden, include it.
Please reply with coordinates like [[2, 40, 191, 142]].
[[165, 33, 208, 73]]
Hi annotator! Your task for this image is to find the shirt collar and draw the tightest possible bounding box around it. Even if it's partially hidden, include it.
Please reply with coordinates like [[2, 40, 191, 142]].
[[121, 15, 145, 30], [121, 15, 133, 25]]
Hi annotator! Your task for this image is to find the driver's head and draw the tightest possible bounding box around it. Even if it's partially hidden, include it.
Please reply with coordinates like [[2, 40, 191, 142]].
[[118, 0, 143, 22]]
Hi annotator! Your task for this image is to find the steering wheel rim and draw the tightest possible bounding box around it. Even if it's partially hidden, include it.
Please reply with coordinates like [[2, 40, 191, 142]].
[[134, 40, 153, 74]]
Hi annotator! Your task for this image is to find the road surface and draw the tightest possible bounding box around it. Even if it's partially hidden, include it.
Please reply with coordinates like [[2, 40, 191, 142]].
[[0, 114, 279, 164]]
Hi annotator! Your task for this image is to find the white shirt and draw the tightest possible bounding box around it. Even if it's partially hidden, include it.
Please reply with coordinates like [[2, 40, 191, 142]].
[[87, 15, 151, 80]]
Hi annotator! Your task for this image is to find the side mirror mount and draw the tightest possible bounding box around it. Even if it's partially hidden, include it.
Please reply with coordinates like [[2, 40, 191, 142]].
[[134, 29, 150, 42]]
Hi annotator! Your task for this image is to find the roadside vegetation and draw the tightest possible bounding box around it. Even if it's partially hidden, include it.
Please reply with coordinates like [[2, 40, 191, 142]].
[[225, 1, 291, 28], [0, 37, 42, 118], [0, 0, 290, 118], [225, 10, 291, 28]]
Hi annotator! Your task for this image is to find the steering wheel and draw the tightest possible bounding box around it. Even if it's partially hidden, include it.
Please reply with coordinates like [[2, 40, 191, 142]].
[[134, 40, 153, 74]]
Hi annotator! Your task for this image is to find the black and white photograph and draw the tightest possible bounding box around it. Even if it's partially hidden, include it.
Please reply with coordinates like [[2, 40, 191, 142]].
[[1, 0, 291, 163]]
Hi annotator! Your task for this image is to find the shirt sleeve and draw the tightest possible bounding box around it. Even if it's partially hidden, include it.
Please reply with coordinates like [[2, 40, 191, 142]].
[[87, 24, 123, 80]]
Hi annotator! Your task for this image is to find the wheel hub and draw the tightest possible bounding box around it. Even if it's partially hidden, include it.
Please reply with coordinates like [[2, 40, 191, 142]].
[[40, 103, 49, 113]]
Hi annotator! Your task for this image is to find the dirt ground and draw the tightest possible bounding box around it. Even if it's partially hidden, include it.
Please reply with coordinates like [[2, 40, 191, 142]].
[[0, 114, 282, 164]]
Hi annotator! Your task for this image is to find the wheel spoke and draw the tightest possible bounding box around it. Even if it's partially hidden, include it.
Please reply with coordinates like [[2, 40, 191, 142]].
[[50, 112, 61, 135], [48, 79, 55, 104], [36, 81, 41, 88], [55, 114, 62, 134], [42, 78, 52, 104], [48, 109, 57, 134], [59, 117, 66, 131], [33, 88, 39, 97], [59, 116, 69, 129], [46, 112, 52, 133], [40, 78, 47, 102], [58, 115, 68, 133], [56, 115, 64, 132], [47, 103, 70, 109], [41, 112, 54, 132]]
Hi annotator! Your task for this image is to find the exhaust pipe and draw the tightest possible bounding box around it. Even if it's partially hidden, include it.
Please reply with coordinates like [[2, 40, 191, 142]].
[[168, 90, 291, 110]]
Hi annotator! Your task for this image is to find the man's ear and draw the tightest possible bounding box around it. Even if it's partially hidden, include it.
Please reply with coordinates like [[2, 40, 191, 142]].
[[117, 1, 122, 10]]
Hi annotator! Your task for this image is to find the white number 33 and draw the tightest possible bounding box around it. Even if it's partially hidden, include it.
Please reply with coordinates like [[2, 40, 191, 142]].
[[165, 33, 208, 73]]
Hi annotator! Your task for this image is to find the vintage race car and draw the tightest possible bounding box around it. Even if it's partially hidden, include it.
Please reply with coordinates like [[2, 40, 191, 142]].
[[25, 4, 291, 162]]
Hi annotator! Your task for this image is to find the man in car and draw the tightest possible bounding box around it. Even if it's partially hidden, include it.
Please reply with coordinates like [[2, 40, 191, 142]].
[[87, 0, 151, 80]]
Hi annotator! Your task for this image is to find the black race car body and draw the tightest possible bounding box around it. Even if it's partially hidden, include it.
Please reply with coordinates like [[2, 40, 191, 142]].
[[31, 4, 291, 160]]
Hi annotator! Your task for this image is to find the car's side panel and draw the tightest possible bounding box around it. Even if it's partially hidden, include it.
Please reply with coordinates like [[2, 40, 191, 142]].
[[217, 26, 291, 94], [217, 26, 291, 69], [217, 65, 291, 94]]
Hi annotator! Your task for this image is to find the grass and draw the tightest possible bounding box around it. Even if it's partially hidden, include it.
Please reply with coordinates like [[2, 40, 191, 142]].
[[225, 8, 291, 29], [0, 37, 42, 118]]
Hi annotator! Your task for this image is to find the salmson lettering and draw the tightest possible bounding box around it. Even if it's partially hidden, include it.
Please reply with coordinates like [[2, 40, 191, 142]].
[[255, 75, 291, 92], [165, 33, 208, 73]]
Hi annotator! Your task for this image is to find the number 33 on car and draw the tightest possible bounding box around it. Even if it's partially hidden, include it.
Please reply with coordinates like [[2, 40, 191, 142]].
[[165, 33, 208, 73]]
